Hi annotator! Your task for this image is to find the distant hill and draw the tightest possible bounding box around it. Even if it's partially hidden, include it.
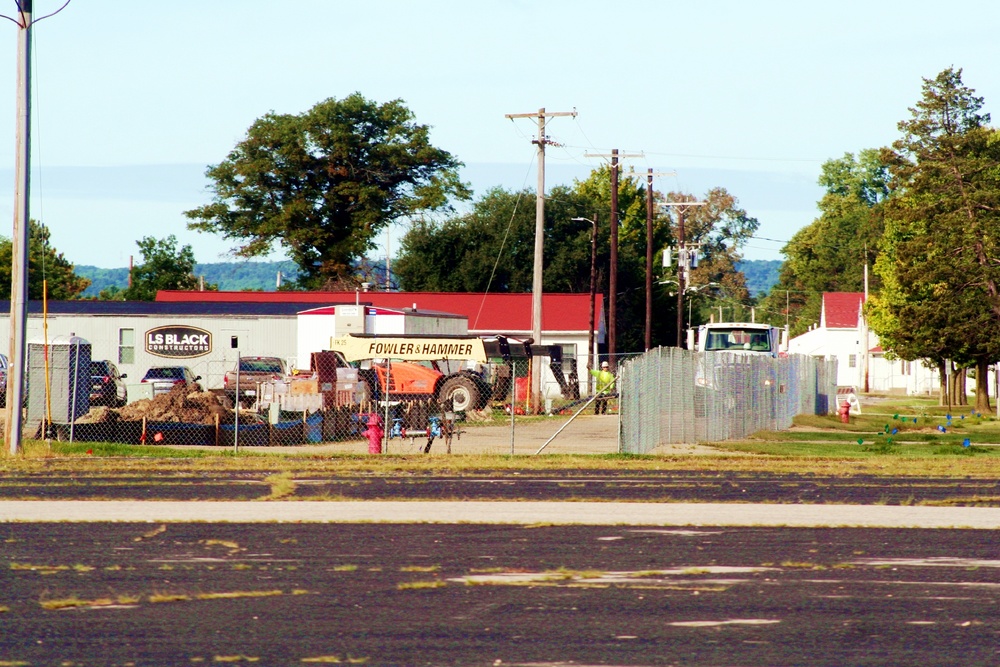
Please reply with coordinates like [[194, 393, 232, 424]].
[[75, 261, 300, 297], [76, 258, 780, 299], [737, 259, 782, 297]]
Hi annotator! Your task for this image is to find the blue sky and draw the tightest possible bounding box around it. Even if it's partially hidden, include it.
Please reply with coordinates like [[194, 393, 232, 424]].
[[0, 0, 996, 268]]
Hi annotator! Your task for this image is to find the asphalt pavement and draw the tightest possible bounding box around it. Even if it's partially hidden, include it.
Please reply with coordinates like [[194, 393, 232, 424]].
[[3, 521, 999, 666]]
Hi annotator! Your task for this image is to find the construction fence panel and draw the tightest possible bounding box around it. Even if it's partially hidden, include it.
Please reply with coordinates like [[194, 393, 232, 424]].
[[620, 348, 838, 455]]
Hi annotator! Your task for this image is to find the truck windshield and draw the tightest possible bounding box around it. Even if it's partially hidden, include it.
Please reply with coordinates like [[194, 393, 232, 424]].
[[704, 329, 772, 353]]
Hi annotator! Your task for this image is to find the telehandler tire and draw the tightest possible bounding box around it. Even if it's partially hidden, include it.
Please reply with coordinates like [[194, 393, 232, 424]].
[[440, 376, 482, 412]]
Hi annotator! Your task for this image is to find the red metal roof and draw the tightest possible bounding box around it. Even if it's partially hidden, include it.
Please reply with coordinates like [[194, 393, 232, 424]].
[[157, 291, 603, 334], [822, 292, 864, 329]]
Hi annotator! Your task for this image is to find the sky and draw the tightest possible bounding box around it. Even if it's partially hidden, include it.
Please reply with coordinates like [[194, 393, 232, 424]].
[[0, 0, 997, 269]]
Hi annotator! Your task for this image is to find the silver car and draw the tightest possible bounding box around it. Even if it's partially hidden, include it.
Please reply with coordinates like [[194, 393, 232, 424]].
[[140, 366, 202, 396]]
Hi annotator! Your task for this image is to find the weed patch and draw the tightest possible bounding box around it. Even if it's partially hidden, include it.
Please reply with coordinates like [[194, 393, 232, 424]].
[[262, 471, 297, 500], [195, 590, 283, 600], [397, 580, 446, 590]]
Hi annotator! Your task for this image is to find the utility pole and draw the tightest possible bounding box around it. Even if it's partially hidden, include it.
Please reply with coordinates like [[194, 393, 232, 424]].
[[642, 169, 675, 351], [585, 150, 641, 369], [385, 226, 391, 291], [660, 201, 706, 348], [610, 151, 619, 366], [588, 214, 598, 394], [505, 107, 576, 413], [676, 208, 686, 347], [5, 0, 32, 453]]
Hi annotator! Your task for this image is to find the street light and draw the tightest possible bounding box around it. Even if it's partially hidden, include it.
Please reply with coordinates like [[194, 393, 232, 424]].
[[659, 281, 720, 343], [572, 216, 598, 396], [684, 282, 719, 330]]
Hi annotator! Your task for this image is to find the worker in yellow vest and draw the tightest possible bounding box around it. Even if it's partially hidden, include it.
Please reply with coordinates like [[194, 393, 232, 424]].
[[590, 361, 615, 414]]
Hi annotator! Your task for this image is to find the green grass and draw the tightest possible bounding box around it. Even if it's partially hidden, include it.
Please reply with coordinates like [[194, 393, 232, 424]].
[[3, 395, 1000, 479]]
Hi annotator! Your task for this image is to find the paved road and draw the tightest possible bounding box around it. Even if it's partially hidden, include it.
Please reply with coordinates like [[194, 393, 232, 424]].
[[4, 462, 999, 665], [2, 521, 999, 666], [5, 470, 999, 505]]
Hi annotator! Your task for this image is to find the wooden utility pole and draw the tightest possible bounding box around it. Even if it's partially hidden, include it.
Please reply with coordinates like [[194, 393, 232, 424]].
[[610, 151, 619, 366], [5, 0, 32, 453], [585, 150, 641, 369], [660, 201, 707, 348], [675, 207, 686, 347], [588, 214, 598, 394], [642, 169, 675, 351], [504, 107, 576, 413], [645, 169, 653, 350]]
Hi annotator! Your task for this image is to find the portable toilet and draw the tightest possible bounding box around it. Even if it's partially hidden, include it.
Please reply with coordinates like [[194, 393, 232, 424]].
[[26, 335, 92, 433]]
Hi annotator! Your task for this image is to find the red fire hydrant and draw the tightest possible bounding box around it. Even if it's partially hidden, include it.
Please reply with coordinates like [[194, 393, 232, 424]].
[[839, 400, 852, 424], [362, 413, 384, 455]]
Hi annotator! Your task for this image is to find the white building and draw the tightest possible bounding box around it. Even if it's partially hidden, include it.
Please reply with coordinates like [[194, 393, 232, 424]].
[[1, 292, 603, 400], [0, 301, 468, 392], [788, 292, 939, 395]]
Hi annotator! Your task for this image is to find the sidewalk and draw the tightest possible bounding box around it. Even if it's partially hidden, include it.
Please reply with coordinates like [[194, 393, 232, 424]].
[[3, 500, 1000, 528]]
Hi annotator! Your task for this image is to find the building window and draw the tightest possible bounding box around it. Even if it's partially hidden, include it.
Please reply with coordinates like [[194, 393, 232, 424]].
[[848, 354, 857, 368], [119, 328, 135, 364]]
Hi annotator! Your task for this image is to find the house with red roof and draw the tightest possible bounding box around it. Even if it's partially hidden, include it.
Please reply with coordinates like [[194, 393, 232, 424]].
[[788, 292, 938, 394]]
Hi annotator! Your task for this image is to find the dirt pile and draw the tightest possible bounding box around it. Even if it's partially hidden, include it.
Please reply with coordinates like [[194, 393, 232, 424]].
[[79, 383, 234, 425]]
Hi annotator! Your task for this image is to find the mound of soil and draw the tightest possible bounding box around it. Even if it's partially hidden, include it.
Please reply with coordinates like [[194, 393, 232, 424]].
[[79, 383, 234, 426]]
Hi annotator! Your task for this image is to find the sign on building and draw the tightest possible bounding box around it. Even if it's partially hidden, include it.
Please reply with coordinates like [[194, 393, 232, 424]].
[[145, 325, 212, 358]]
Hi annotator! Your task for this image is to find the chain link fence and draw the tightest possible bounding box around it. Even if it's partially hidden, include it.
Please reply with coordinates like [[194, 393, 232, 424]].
[[22, 342, 834, 456], [619, 347, 838, 454], [27, 350, 612, 453]]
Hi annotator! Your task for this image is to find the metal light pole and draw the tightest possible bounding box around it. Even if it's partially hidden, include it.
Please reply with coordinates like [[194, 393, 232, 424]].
[[685, 282, 719, 331], [573, 216, 598, 394]]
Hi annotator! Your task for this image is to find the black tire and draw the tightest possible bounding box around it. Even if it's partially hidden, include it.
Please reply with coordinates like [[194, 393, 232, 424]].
[[440, 376, 482, 412]]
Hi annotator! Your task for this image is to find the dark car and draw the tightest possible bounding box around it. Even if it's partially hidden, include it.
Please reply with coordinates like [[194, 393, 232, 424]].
[[140, 366, 202, 397], [89, 360, 128, 407]]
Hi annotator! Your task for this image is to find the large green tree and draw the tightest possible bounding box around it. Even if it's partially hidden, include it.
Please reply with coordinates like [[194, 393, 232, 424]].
[[759, 150, 889, 335], [186, 93, 470, 289], [0, 220, 90, 299], [111, 235, 207, 301], [867, 68, 1000, 409]]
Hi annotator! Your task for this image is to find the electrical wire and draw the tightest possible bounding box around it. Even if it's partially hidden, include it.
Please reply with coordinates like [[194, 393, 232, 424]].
[[471, 149, 536, 330], [31, 19, 47, 285], [0, 0, 72, 27]]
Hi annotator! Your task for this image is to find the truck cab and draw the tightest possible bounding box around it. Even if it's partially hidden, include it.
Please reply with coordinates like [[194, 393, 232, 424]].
[[694, 322, 782, 357]]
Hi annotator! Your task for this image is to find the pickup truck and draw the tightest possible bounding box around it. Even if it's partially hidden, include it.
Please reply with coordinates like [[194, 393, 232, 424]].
[[223, 356, 288, 403]]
